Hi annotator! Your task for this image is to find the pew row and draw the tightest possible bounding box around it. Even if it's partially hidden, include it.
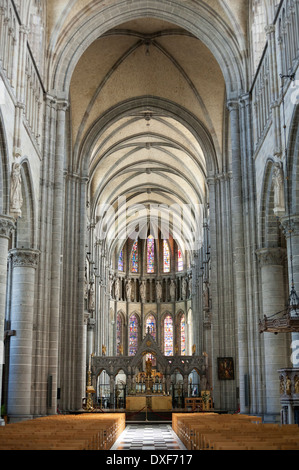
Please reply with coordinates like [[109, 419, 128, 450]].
[[0, 413, 125, 450], [172, 413, 299, 450]]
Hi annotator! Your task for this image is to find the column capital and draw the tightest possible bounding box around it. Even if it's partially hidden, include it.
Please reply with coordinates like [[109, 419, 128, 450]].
[[0, 215, 15, 239], [9, 248, 40, 269], [227, 99, 239, 112], [280, 215, 299, 238], [256, 247, 287, 267], [265, 24, 276, 36]]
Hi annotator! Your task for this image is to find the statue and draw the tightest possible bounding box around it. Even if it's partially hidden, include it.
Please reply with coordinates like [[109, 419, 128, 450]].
[[192, 344, 196, 355], [126, 279, 132, 301], [10, 162, 23, 218], [273, 163, 285, 216], [203, 283, 209, 310], [102, 345, 107, 356], [89, 283, 95, 311], [109, 274, 113, 297], [140, 280, 146, 302], [295, 376, 299, 394], [119, 344, 124, 356], [182, 278, 187, 298], [156, 281, 162, 302], [84, 266, 88, 300], [170, 279, 176, 301], [114, 278, 120, 300], [146, 358, 152, 377]]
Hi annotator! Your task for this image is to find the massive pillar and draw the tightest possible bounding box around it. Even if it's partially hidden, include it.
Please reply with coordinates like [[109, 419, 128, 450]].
[[0, 215, 15, 425], [257, 247, 289, 420], [281, 215, 299, 367], [227, 100, 249, 414], [7, 248, 39, 422]]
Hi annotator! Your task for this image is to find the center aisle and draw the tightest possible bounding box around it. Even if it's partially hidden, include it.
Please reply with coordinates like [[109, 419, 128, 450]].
[[111, 424, 186, 451]]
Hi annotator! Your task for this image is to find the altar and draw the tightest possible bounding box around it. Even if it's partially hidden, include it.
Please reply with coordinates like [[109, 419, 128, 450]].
[[126, 395, 172, 412]]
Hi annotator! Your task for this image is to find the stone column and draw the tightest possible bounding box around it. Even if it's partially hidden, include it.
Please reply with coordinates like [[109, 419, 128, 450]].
[[7, 248, 39, 422], [281, 215, 299, 367], [48, 99, 68, 415], [227, 100, 249, 413], [256, 247, 288, 419], [0, 215, 15, 425]]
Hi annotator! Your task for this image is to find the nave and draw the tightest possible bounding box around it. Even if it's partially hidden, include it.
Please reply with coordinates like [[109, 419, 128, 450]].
[[111, 424, 186, 451]]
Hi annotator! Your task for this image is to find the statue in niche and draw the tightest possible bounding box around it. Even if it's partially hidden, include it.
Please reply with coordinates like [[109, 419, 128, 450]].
[[273, 163, 285, 216], [203, 283, 209, 310], [187, 275, 192, 298], [156, 281, 162, 302], [139, 280, 146, 302], [294, 376, 299, 394], [10, 162, 23, 218], [89, 283, 95, 311], [84, 266, 88, 300], [126, 279, 132, 301], [114, 278, 120, 300], [109, 274, 113, 298], [170, 279, 176, 301], [182, 278, 187, 298]]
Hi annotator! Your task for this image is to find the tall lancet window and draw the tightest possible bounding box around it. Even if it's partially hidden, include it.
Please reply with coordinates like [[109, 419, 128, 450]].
[[118, 250, 124, 271], [147, 235, 155, 273], [180, 314, 186, 356], [129, 314, 139, 356], [163, 240, 170, 273], [164, 315, 173, 356], [146, 315, 156, 340], [131, 240, 138, 273], [178, 249, 183, 272], [116, 314, 123, 356]]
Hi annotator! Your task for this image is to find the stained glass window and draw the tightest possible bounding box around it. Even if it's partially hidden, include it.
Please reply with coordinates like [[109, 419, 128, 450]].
[[146, 315, 156, 339], [116, 314, 122, 356], [163, 240, 170, 273], [147, 235, 155, 273], [129, 314, 138, 356], [118, 250, 124, 271], [164, 315, 173, 356], [131, 240, 138, 273], [178, 249, 183, 272], [180, 315, 186, 356]]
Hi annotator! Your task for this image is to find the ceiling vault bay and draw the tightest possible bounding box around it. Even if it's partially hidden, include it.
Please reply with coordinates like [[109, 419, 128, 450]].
[[68, 17, 228, 256]]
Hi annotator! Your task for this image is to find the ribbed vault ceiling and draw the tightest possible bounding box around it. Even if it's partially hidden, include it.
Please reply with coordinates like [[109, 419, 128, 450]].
[[67, 15, 230, 257]]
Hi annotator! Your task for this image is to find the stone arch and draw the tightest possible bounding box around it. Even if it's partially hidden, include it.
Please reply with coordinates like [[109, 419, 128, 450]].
[[286, 105, 299, 215], [81, 96, 218, 184], [15, 160, 36, 249], [0, 109, 10, 215], [259, 158, 285, 249], [48, 0, 245, 97], [144, 311, 157, 337]]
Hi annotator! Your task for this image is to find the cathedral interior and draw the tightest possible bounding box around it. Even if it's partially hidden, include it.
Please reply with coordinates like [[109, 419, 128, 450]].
[[1, 0, 299, 449]]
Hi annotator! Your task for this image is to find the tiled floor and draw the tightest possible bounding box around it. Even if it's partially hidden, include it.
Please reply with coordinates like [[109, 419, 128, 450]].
[[111, 424, 186, 451]]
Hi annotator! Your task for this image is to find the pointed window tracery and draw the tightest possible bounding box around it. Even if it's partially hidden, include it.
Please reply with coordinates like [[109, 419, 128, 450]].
[[147, 235, 155, 273], [129, 314, 139, 356], [131, 240, 138, 273], [163, 239, 170, 273], [118, 250, 124, 271], [164, 315, 173, 356]]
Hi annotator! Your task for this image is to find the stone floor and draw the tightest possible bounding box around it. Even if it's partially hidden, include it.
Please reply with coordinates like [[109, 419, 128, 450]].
[[111, 424, 186, 451]]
